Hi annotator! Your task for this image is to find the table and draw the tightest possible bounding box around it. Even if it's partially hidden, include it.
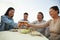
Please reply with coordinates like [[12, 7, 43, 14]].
[[0, 31, 49, 40]]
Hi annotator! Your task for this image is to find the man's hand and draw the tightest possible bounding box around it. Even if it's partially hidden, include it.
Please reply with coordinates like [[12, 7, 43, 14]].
[[17, 22, 24, 28]]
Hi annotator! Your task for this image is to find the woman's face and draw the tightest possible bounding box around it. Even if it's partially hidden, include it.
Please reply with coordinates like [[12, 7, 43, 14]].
[[49, 9, 58, 18], [8, 10, 15, 18]]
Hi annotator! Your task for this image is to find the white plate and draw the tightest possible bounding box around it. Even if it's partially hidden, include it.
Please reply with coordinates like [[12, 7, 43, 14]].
[[30, 31, 42, 36]]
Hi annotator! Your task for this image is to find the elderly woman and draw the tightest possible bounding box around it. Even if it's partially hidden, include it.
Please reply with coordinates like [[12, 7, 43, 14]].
[[28, 6, 60, 40]]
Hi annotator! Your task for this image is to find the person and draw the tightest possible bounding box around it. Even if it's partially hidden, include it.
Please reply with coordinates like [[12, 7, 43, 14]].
[[0, 17, 1, 25], [1, 7, 20, 31], [32, 12, 46, 35], [20, 12, 29, 23], [0, 17, 1, 29], [19, 12, 30, 29], [28, 6, 60, 40]]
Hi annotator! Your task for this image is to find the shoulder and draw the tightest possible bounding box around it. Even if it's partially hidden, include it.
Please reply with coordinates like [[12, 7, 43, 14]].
[[32, 20, 37, 24], [58, 16, 60, 23], [42, 20, 46, 22], [1, 15, 6, 17], [19, 19, 24, 22], [1, 15, 7, 19], [58, 16, 60, 19], [47, 19, 52, 24], [33, 20, 37, 22]]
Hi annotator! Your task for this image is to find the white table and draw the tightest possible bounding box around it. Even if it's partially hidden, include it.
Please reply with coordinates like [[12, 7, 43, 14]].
[[0, 31, 49, 40]]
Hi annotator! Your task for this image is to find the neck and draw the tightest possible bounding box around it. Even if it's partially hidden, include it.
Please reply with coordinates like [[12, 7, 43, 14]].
[[8, 16, 12, 18], [53, 16, 59, 20], [8, 15, 13, 18], [38, 19, 42, 22], [24, 19, 27, 21]]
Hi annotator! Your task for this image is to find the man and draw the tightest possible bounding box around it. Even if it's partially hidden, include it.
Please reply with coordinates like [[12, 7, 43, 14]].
[[32, 12, 46, 35], [19, 12, 30, 29]]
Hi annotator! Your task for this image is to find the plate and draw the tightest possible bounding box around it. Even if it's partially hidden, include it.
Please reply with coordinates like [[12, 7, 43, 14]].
[[9, 29, 18, 32], [30, 31, 41, 36], [18, 29, 31, 34]]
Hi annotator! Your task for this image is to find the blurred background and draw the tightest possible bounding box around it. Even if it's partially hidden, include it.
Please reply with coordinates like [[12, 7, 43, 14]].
[[0, 0, 60, 23]]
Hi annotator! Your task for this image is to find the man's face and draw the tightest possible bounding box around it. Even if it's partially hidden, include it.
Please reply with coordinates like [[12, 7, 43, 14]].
[[24, 15, 28, 20], [37, 14, 43, 21]]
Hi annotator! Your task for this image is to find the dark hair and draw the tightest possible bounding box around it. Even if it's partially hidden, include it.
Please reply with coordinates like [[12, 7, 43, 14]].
[[24, 12, 28, 15], [38, 12, 44, 19], [5, 7, 15, 16], [50, 6, 59, 14]]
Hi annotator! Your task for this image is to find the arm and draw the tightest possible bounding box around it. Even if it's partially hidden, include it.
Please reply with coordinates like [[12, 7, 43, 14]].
[[29, 20, 51, 28], [1, 16, 17, 28]]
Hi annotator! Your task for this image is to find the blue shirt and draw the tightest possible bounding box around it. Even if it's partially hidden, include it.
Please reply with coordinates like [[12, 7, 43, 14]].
[[0, 15, 17, 31]]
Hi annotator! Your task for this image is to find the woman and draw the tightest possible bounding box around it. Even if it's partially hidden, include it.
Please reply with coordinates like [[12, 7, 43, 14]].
[[29, 6, 60, 40], [1, 7, 19, 31]]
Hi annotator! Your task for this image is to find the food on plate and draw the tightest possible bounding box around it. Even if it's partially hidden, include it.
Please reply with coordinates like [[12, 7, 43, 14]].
[[20, 29, 31, 34], [30, 31, 41, 36]]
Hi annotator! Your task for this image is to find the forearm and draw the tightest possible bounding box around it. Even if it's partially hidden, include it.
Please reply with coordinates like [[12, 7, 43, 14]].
[[30, 23, 49, 28], [12, 23, 18, 28]]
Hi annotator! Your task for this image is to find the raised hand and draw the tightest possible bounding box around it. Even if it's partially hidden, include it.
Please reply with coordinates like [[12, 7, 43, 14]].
[[17, 22, 24, 28]]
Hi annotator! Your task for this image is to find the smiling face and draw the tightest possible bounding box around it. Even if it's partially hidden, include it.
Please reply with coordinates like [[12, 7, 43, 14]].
[[24, 15, 28, 20], [49, 8, 58, 18], [8, 10, 15, 18], [37, 13, 43, 21]]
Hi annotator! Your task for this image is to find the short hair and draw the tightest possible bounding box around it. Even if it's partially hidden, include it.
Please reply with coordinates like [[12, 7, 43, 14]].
[[24, 12, 28, 15], [50, 6, 59, 14], [5, 7, 15, 16], [38, 12, 44, 19]]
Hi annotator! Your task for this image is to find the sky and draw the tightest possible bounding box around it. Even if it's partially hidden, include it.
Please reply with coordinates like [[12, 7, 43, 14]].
[[0, 0, 60, 23]]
